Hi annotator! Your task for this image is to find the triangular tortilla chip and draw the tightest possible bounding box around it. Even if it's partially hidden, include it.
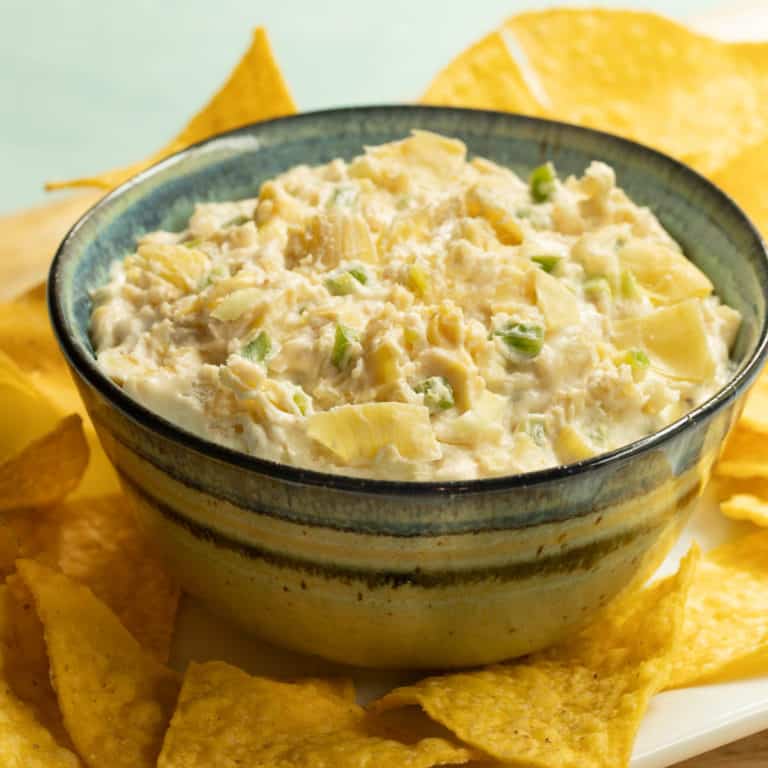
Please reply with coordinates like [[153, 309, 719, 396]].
[[16, 560, 180, 768], [422, 30, 541, 113], [6, 494, 178, 661], [47, 28, 296, 191], [502, 10, 768, 175], [371, 550, 697, 768], [157, 660, 472, 768], [0, 415, 88, 513], [0, 584, 81, 767]]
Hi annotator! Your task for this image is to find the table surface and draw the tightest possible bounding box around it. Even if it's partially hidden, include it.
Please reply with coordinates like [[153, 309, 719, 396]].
[[5, 2, 768, 764]]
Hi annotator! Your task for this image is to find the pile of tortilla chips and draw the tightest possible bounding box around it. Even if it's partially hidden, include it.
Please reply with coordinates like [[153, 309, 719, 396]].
[[5, 11, 768, 768]]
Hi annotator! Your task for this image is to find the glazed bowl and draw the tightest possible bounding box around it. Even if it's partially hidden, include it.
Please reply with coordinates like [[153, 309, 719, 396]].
[[49, 106, 768, 669]]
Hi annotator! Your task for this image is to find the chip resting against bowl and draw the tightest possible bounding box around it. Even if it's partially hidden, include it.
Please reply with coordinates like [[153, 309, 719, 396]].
[[90, 131, 740, 481]]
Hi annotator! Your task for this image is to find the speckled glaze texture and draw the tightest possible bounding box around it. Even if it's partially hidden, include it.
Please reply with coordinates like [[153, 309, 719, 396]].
[[50, 107, 768, 668]]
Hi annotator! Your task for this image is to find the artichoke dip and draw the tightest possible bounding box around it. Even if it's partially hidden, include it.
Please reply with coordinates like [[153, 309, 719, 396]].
[[91, 131, 741, 481]]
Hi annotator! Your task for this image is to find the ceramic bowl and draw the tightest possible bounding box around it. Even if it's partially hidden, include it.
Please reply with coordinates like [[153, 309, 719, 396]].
[[49, 106, 768, 669]]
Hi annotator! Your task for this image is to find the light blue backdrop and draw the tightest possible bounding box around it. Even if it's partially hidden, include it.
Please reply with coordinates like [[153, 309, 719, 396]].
[[1, 0, 719, 213]]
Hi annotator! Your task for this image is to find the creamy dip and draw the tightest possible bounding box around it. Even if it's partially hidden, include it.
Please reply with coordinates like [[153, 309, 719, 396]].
[[91, 131, 741, 480]]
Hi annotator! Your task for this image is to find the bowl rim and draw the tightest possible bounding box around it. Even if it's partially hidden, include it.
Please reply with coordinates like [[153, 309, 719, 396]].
[[49, 104, 768, 498]]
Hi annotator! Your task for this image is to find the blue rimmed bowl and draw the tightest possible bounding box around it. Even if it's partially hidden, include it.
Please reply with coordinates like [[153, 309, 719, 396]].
[[49, 106, 768, 669]]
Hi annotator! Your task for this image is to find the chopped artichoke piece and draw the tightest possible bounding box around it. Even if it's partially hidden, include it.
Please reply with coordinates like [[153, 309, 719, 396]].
[[415, 376, 455, 412], [466, 185, 523, 245], [556, 424, 597, 464], [435, 390, 506, 446], [136, 243, 209, 291], [618, 241, 713, 304], [307, 403, 440, 462], [211, 288, 262, 322], [534, 269, 580, 331], [529, 162, 557, 203], [613, 298, 716, 382], [523, 414, 548, 446]]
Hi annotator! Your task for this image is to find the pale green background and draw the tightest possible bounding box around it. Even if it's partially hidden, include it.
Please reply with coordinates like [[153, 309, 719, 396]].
[[1, 0, 720, 213]]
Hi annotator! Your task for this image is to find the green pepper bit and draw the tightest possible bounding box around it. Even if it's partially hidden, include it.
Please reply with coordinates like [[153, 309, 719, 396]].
[[529, 162, 557, 203], [495, 322, 544, 358], [241, 331, 272, 363], [325, 272, 358, 296], [620, 269, 640, 299], [625, 348, 650, 372], [293, 390, 310, 416], [347, 266, 368, 285], [531, 255, 561, 273], [415, 376, 455, 412], [331, 324, 359, 369]]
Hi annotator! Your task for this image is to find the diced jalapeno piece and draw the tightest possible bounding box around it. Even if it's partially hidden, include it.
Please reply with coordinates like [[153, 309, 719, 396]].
[[620, 269, 639, 299], [495, 322, 544, 358], [407, 264, 430, 297], [224, 214, 251, 228], [241, 331, 272, 363], [415, 376, 455, 412], [325, 272, 358, 296], [347, 266, 368, 285], [529, 162, 557, 203], [524, 414, 548, 446], [626, 348, 650, 370], [331, 324, 358, 369], [531, 255, 561, 273], [584, 276, 612, 302]]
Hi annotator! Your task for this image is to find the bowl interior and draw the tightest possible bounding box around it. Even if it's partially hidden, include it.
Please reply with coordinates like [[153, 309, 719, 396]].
[[52, 106, 768, 482]]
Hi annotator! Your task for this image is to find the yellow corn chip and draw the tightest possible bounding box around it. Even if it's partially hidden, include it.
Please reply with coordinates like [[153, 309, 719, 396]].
[[0, 414, 88, 513], [735, 369, 768, 435], [47, 28, 296, 192], [715, 425, 768, 479], [371, 550, 697, 768], [1, 576, 68, 746], [720, 494, 768, 527], [6, 494, 178, 661], [0, 191, 103, 302], [502, 10, 768, 175], [0, 350, 62, 465], [157, 660, 472, 768], [0, 587, 82, 768], [667, 530, 768, 687], [0, 285, 120, 498], [17, 559, 180, 768], [422, 30, 541, 113]]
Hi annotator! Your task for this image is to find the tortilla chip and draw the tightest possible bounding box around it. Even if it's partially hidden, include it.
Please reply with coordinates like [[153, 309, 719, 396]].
[[667, 530, 768, 687], [720, 494, 768, 526], [501, 10, 768, 175], [0, 191, 103, 302], [715, 426, 768, 479], [16, 559, 180, 768], [0, 415, 88, 513], [0, 577, 68, 746], [157, 660, 472, 768], [0, 350, 62, 465], [0, 588, 82, 768], [0, 285, 120, 498], [422, 30, 541, 113], [371, 549, 697, 768], [734, 369, 768, 436], [6, 494, 178, 661], [47, 28, 296, 192]]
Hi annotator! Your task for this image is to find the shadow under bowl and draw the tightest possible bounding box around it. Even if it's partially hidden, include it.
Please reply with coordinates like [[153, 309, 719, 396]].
[[49, 106, 768, 668]]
